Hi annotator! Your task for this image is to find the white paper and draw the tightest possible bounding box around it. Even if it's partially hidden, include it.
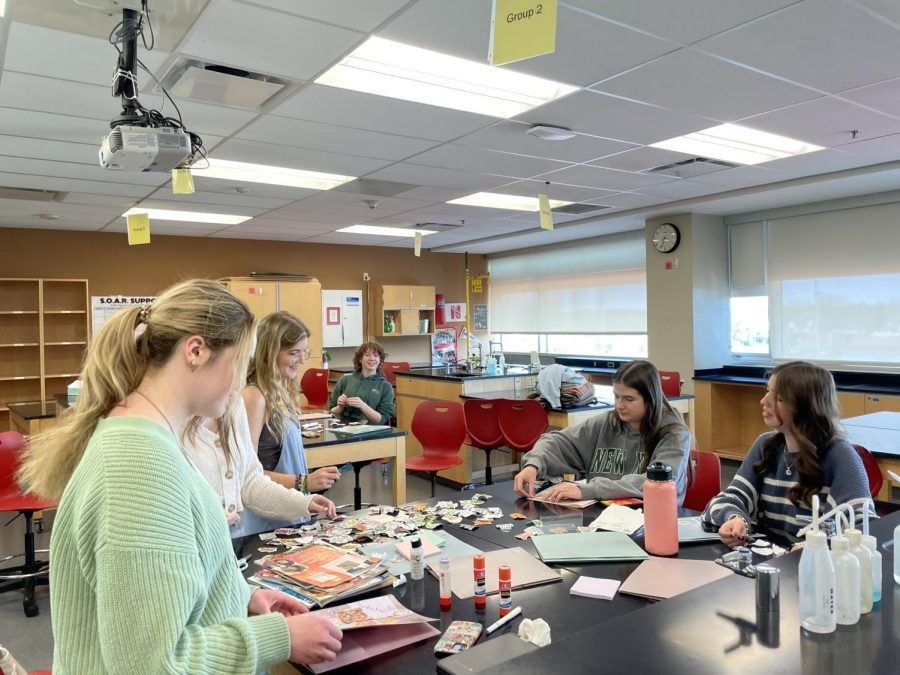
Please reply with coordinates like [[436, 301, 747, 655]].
[[570, 575, 621, 600], [588, 504, 644, 535]]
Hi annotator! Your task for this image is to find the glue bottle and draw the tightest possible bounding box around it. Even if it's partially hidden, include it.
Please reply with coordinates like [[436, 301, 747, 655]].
[[409, 537, 424, 581], [643, 462, 678, 556], [799, 496, 835, 634], [474, 554, 486, 610], [439, 557, 452, 611], [498, 564, 512, 616]]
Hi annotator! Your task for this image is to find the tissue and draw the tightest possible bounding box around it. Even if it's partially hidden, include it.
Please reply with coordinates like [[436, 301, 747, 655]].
[[517, 618, 551, 647]]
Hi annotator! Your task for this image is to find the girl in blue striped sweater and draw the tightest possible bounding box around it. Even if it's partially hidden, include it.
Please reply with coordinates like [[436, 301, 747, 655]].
[[702, 361, 872, 545]]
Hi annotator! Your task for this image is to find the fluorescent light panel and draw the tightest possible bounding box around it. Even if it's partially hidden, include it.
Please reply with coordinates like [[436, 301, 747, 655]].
[[337, 225, 436, 237], [315, 36, 577, 119], [197, 158, 355, 190], [122, 208, 251, 225], [651, 123, 824, 166], [447, 192, 572, 211], [0, 0, 6, 18]]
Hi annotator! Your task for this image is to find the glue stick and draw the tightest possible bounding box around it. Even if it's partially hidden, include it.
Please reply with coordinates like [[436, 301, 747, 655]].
[[498, 564, 512, 616], [474, 554, 486, 610]]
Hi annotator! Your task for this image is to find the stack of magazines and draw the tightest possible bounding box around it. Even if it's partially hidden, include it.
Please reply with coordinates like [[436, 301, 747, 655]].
[[250, 543, 392, 608]]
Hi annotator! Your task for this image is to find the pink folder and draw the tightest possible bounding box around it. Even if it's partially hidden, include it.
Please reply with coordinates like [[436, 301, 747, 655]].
[[310, 622, 440, 673]]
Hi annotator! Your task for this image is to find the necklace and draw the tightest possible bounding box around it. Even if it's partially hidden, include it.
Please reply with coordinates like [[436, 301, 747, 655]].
[[784, 451, 797, 477], [133, 389, 180, 444]]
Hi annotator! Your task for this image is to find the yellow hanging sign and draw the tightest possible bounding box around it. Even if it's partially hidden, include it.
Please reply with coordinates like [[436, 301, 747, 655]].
[[489, 0, 558, 66], [126, 212, 151, 245], [414, 231, 422, 257], [471, 278, 483, 293], [538, 193, 553, 230]]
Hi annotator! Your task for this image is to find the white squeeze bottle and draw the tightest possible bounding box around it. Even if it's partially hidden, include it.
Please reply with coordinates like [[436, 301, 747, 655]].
[[846, 525, 873, 615], [830, 514, 860, 626], [860, 501, 882, 604], [799, 496, 836, 634], [895, 523, 900, 585]]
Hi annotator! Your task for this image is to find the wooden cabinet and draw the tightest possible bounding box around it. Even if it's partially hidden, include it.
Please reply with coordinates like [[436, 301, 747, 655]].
[[863, 394, 900, 413], [0, 278, 89, 431], [223, 277, 323, 376], [373, 285, 435, 337]]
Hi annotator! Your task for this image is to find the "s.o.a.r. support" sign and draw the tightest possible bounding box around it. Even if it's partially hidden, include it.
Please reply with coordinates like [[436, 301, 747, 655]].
[[91, 296, 156, 336]]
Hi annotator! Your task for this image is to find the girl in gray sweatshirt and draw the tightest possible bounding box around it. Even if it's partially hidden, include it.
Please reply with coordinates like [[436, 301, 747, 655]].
[[514, 360, 693, 504]]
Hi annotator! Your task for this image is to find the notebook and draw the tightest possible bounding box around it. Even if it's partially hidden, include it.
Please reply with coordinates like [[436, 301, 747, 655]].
[[569, 576, 621, 600], [531, 531, 649, 564], [678, 516, 721, 543], [311, 622, 440, 673], [427, 547, 561, 599], [618, 556, 733, 601]]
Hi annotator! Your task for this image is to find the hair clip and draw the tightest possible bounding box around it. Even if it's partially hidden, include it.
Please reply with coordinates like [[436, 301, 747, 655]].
[[138, 304, 151, 323], [133, 322, 148, 340]]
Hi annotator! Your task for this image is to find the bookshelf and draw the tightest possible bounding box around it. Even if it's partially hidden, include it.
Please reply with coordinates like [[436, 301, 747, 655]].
[[0, 278, 89, 431]]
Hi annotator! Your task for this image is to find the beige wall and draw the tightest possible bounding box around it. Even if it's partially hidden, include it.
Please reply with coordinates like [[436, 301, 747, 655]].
[[645, 213, 729, 393], [0, 227, 488, 366]]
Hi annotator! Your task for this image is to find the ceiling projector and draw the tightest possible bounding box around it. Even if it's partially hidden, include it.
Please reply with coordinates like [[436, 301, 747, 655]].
[[99, 125, 191, 172]]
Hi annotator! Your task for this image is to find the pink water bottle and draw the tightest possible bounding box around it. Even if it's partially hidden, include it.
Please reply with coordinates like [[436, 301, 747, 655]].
[[643, 462, 679, 556]]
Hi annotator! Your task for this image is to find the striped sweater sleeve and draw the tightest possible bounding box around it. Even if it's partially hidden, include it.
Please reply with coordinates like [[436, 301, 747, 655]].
[[702, 434, 767, 529]]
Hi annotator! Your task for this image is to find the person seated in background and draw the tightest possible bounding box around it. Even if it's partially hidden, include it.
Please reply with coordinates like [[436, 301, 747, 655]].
[[513, 360, 692, 504], [702, 361, 873, 546], [185, 397, 337, 538], [244, 311, 341, 492], [329, 341, 395, 425]]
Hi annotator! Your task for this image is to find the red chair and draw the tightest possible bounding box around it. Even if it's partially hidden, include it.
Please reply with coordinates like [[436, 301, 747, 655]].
[[852, 444, 883, 498], [464, 399, 505, 486], [382, 361, 411, 386], [497, 399, 548, 460], [300, 368, 330, 410], [682, 450, 722, 512], [659, 371, 682, 398], [0, 431, 56, 617], [407, 401, 466, 497]]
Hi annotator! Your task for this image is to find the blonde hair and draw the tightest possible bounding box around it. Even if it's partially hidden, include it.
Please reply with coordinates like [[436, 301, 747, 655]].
[[18, 279, 255, 499], [247, 311, 310, 442]]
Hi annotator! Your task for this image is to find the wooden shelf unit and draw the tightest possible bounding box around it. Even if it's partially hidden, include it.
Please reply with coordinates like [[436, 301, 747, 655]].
[[373, 285, 436, 337], [0, 278, 89, 431]]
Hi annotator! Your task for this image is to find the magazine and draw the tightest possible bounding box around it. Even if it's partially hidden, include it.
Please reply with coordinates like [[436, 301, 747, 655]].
[[313, 595, 436, 630], [265, 543, 380, 589]]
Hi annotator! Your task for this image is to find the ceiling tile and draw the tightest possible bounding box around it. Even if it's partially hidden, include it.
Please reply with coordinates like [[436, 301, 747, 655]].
[[366, 163, 511, 191], [0, 135, 99, 165], [165, 100, 258, 137], [737, 96, 900, 148], [534, 164, 678, 191], [589, 146, 694, 172], [696, 0, 900, 93], [637, 180, 722, 200], [237, 115, 439, 161], [0, 72, 113, 122], [515, 91, 714, 145], [132, 197, 267, 217], [273, 84, 497, 142], [497, 180, 619, 203], [563, 0, 800, 44], [585, 191, 670, 209], [0, 107, 111, 145], [4, 21, 169, 87], [838, 77, 900, 118], [212, 138, 390, 176], [179, 0, 363, 80], [0, 171, 157, 198], [241, 0, 410, 32], [592, 49, 819, 121], [407, 145, 572, 179], [0, 155, 170, 187], [189, 175, 319, 201], [453, 121, 635, 163]]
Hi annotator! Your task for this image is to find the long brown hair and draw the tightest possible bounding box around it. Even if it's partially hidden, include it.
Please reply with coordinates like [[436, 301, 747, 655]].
[[19, 280, 255, 499], [611, 360, 685, 472], [352, 341, 387, 376], [247, 311, 310, 442], [754, 361, 843, 506]]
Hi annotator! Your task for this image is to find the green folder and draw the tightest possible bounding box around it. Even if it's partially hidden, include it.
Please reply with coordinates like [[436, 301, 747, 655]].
[[532, 531, 649, 563]]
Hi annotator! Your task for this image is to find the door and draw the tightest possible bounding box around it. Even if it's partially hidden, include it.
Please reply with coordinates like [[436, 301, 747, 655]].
[[341, 290, 364, 346], [409, 285, 435, 309], [322, 290, 345, 347], [279, 281, 323, 377]]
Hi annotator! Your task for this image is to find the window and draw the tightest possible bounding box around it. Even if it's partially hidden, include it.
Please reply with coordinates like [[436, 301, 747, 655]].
[[730, 296, 769, 355], [492, 333, 648, 358]]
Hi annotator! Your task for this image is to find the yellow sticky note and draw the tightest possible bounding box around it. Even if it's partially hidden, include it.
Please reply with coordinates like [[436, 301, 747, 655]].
[[490, 0, 557, 66], [538, 193, 553, 231], [414, 231, 422, 257], [126, 212, 151, 245]]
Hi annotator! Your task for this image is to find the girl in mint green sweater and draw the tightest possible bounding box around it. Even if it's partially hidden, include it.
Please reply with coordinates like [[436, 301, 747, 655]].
[[19, 280, 342, 674]]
